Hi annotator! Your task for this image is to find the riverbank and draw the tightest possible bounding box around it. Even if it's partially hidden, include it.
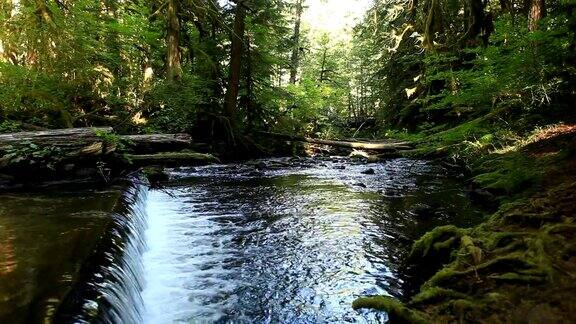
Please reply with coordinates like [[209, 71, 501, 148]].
[[354, 116, 576, 322]]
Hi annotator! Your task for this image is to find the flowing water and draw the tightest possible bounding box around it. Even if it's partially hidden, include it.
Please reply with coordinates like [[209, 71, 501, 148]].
[[141, 157, 480, 323], [0, 158, 482, 323]]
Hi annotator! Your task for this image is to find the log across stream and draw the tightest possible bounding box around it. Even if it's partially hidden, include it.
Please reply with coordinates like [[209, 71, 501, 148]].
[[0, 157, 482, 323]]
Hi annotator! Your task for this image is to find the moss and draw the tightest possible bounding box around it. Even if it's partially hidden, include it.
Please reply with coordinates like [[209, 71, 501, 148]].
[[545, 224, 576, 238], [371, 117, 576, 322], [461, 235, 483, 265], [428, 117, 490, 145], [449, 298, 477, 314], [125, 152, 220, 165], [483, 231, 527, 250], [352, 296, 428, 324], [500, 212, 561, 227], [410, 287, 467, 306], [487, 272, 547, 284], [409, 225, 465, 261], [423, 265, 469, 290]]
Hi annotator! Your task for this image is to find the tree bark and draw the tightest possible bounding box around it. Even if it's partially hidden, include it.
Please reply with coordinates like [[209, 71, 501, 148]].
[[528, 0, 546, 31], [241, 34, 255, 130], [0, 128, 115, 163], [462, 0, 485, 44], [289, 0, 303, 84], [0, 129, 200, 158], [319, 47, 328, 82], [166, 0, 182, 83], [224, 1, 246, 121]]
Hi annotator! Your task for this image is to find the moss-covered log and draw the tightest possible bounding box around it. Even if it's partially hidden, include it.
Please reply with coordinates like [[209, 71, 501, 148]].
[[0, 127, 115, 158], [125, 151, 220, 166], [120, 133, 196, 153]]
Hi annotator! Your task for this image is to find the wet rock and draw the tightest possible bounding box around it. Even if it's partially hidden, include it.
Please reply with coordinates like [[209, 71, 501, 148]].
[[361, 168, 375, 175], [354, 182, 367, 188], [411, 203, 437, 220], [349, 150, 369, 159], [334, 165, 346, 170], [143, 166, 169, 185], [468, 187, 496, 204], [255, 161, 267, 170]]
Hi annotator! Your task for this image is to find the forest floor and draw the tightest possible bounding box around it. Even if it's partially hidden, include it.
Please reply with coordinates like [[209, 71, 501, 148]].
[[353, 119, 576, 322]]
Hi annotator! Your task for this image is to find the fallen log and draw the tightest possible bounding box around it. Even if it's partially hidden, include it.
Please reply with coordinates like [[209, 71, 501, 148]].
[[260, 132, 413, 151], [0, 128, 220, 190], [125, 152, 220, 166], [120, 133, 194, 153], [0, 127, 115, 155], [0, 128, 215, 171], [0, 128, 116, 169]]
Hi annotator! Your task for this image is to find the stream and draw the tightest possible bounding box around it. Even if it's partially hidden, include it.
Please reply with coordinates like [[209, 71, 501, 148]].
[[0, 157, 482, 323]]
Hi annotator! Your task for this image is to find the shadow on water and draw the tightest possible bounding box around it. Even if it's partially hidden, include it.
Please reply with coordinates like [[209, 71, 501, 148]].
[[142, 157, 483, 323]]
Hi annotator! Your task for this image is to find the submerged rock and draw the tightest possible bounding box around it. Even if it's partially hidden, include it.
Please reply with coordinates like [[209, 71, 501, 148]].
[[255, 161, 267, 170], [361, 168, 375, 175]]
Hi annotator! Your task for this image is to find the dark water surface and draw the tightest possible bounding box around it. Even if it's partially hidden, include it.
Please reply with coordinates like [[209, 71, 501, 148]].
[[0, 189, 121, 323], [0, 157, 482, 323], [142, 158, 481, 323]]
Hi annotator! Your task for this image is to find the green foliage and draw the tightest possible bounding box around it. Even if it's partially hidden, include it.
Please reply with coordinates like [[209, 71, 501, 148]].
[[275, 32, 354, 136], [94, 129, 133, 153], [0, 120, 21, 134], [143, 77, 205, 133], [1, 142, 63, 170]]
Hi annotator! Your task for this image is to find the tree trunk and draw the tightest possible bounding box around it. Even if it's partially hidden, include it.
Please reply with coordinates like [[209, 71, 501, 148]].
[[166, 0, 182, 83], [528, 0, 546, 31], [462, 0, 485, 44], [289, 0, 303, 84], [224, 1, 246, 121], [241, 34, 255, 130], [319, 48, 327, 82]]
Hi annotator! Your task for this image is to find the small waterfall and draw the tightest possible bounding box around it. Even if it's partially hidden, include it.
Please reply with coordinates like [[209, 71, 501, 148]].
[[56, 177, 149, 323]]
